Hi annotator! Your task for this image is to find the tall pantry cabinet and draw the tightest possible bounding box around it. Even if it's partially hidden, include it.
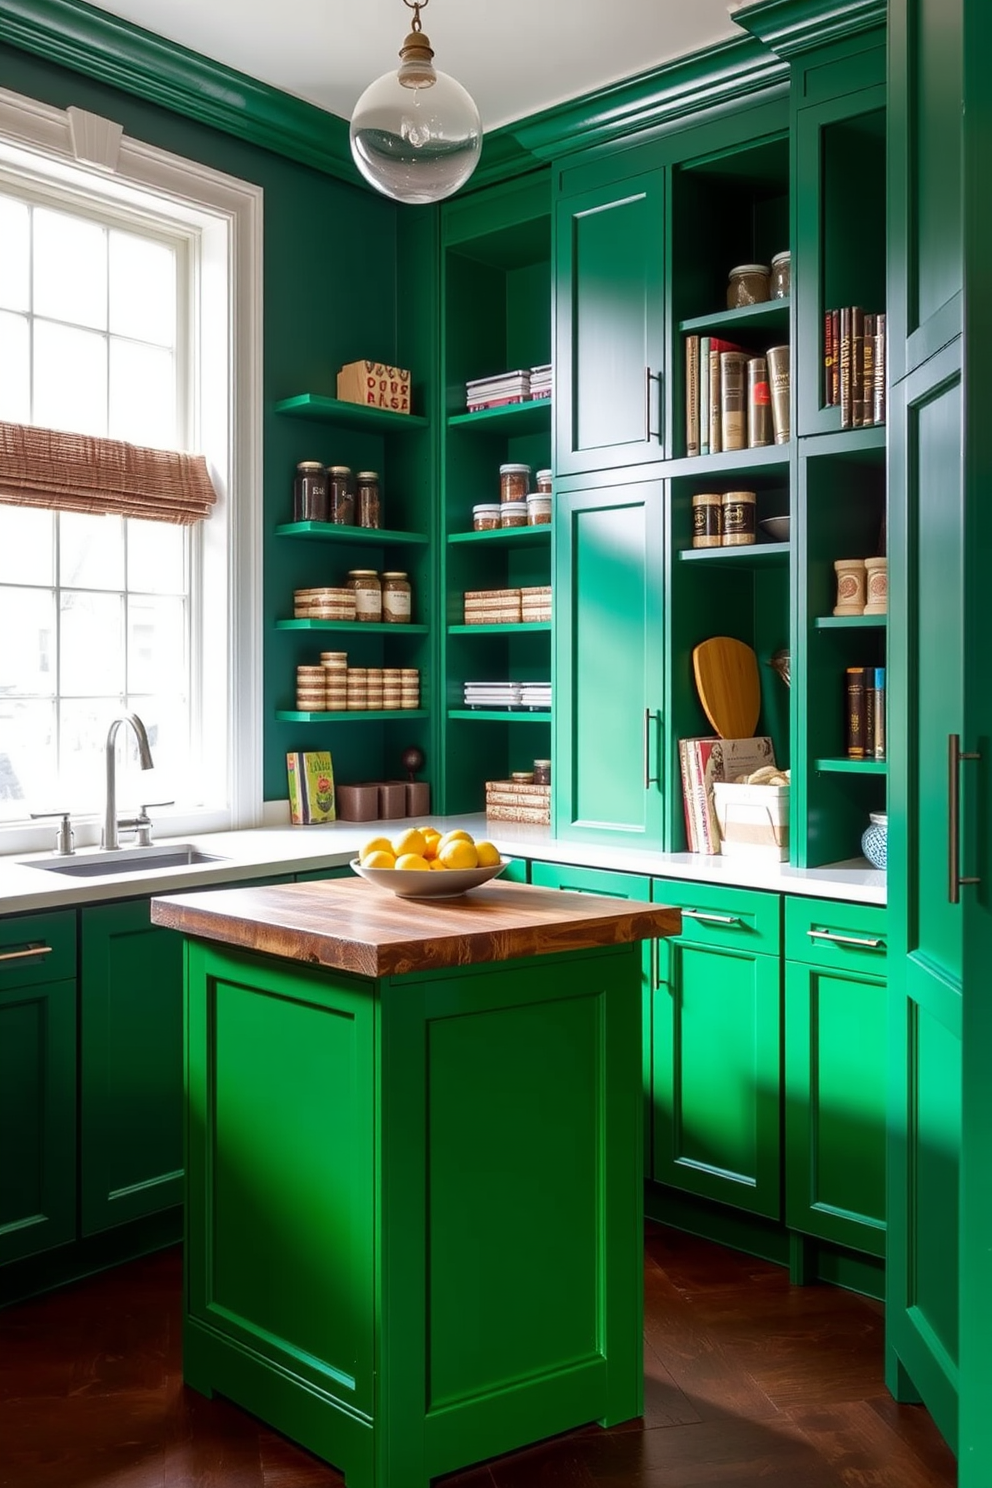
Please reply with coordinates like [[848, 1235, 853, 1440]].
[[885, 0, 992, 1479]]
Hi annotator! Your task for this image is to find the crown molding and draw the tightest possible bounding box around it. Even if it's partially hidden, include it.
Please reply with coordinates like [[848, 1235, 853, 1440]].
[[731, 0, 887, 59], [0, 0, 361, 184]]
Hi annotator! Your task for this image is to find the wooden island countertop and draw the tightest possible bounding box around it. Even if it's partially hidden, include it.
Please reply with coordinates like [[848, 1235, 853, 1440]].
[[150, 874, 682, 980]]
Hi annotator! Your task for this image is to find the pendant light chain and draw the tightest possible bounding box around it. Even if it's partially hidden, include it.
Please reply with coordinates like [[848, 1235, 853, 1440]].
[[403, 0, 427, 33]]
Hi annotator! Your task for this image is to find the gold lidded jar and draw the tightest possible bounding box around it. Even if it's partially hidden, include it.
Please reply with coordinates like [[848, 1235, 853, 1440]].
[[691, 492, 722, 549], [355, 470, 381, 529], [328, 466, 355, 525], [382, 571, 412, 624], [727, 263, 770, 308], [347, 569, 382, 622], [721, 490, 757, 546]]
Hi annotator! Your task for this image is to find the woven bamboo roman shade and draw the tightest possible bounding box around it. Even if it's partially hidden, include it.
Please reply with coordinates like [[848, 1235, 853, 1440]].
[[0, 421, 218, 524]]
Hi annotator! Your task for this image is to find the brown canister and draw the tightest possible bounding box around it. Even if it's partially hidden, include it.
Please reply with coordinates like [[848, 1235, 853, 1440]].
[[691, 493, 722, 548], [347, 569, 382, 621], [721, 491, 757, 546], [381, 572, 412, 624]]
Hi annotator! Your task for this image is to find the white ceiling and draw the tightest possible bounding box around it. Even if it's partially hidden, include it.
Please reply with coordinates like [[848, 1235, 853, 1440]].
[[83, 0, 754, 133]]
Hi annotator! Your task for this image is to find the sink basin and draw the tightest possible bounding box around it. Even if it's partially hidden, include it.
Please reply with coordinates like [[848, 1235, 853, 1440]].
[[20, 844, 227, 876]]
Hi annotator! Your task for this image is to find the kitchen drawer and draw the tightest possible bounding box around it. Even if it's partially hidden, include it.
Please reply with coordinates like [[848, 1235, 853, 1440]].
[[784, 897, 887, 970], [530, 861, 651, 901], [0, 910, 76, 989], [651, 879, 780, 957]]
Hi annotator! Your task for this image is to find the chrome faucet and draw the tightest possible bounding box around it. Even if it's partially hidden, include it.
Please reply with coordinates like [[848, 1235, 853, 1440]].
[[102, 713, 154, 850]]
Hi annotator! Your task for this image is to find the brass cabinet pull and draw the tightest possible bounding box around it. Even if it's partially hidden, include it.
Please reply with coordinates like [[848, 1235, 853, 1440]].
[[948, 733, 981, 904], [643, 708, 661, 789], [682, 909, 741, 926], [0, 942, 53, 963], [807, 929, 884, 950]]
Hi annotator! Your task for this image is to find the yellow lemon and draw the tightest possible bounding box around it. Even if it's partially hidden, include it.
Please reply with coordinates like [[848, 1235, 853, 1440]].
[[475, 840, 501, 867], [437, 829, 474, 852], [361, 849, 396, 869], [395, 852, 431, 872], [429, 859, 447, 871], [361, 835, 394, 859], [422, 833, 441, 861], [439, 838, 479, 870], [392, 827, 428, 859]]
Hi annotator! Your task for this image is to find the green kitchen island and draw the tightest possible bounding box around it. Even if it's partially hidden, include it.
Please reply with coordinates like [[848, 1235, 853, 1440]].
[[150, 875, 681, 1488]]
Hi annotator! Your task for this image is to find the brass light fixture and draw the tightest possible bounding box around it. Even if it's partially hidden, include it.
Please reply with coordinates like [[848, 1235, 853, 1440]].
[[350, 0, 482, 204]]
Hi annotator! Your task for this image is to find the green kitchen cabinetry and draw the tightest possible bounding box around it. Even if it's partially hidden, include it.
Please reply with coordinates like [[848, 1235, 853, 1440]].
[[783, 896, 887, 1258], [80, 897, 186, 1234], [553, 475, 665, 848], [650, 879, 782, 1219], [439, 174, 553, 814], [0, 910, 76, 1266]]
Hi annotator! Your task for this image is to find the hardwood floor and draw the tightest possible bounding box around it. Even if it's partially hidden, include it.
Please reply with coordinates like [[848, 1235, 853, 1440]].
[[0, 1221, 957, 1488]]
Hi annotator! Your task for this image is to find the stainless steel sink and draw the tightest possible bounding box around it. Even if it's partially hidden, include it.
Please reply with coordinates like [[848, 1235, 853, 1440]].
[[19, 844, 227, 876]]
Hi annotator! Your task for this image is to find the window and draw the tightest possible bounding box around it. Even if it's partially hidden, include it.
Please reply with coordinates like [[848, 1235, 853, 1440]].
[[0, 90, 262, 850]]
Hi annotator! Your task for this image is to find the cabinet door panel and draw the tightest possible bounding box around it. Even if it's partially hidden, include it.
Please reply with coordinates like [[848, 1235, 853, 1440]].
[[784, 960, 886, 1257], [0, 978, 76, 1264], [555, 174, 666, 475], [652, 939, 780, 1219], [81, 898, 184, 1235], [554, 480, 664, 847]]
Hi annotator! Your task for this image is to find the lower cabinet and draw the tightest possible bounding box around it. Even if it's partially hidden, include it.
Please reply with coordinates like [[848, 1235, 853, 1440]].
[[81, 898, 185, 1234], [0, 910, 77, 1265], [650, 880, 782, 1219], [783, 896, 888, 1258]]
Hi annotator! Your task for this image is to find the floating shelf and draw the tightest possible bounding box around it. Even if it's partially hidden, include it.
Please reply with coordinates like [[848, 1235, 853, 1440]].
[[665, 445, 791, 480], [276, 620, 429, 634], [447, 400, 551, 435], [679, 298, 791, 335], [274, 394, 429, 430], [814, 614, 888, 629], [814, 757, 888, 775], [679, 543, 789, 566], [276, 709, 429, 722], [276, 522, 429, 545], [448, 622, 552, 635], [448, 524, 552, 546], [448, 709, 552, 723]]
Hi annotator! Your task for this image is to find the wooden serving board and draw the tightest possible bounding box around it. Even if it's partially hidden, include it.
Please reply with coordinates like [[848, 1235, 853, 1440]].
[[692, 636, 762, 739], [151, 876, 682, 980]]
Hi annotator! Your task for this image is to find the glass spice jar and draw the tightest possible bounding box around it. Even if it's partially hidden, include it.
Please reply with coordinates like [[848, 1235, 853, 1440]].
[[499, 463, 531, 502], [535, 469, 553, 495], [472, 503, 501, 531], [328, 466, 355, 525], [347, 569, 382, 621], [532, 759, 551, 786], [526, 493, 552, 525], [293, 461, 328, 522], [500, 501, 528, 529], [770, 250, 791, 300], [381, 571, 412, 624], [355, 470, 381, 529], [727, 263, 771, 308]]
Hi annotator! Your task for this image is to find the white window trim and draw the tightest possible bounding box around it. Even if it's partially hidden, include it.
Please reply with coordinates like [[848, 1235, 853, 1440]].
[[0, 85, 263, 853]]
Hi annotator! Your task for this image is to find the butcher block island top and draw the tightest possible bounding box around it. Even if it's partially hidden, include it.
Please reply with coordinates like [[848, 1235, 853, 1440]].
[[150, 874, 682, 979]]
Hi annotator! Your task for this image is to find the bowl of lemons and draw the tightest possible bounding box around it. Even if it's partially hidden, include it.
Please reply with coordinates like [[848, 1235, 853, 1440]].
[[351, 826, 507, 899]]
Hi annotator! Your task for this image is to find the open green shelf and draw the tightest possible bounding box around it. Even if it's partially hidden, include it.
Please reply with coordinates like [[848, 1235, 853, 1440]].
[[664, 445, 791, 480], [679, 298, 791, 334], [679, 543, 789, 566], [276, 710, 429, 722], [447, 400, 551, 435], [276, 522, 429, 545], [814, 614, 888, 629], [276, 620, 429, 634], [449, 622, 551, 635], [814, 757, 888, 774], [448, 525, 552, 546], [274, 394, 429, 430], [448, 710, 552, 723]]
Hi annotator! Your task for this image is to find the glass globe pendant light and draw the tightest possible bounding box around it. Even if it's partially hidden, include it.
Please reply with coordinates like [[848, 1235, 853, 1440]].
[[350, 0, 481, 205]]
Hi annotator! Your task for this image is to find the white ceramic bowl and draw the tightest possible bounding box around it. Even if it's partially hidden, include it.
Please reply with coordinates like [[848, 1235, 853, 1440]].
[[760, 515, 791, 543], [350, 857, 508, 899]]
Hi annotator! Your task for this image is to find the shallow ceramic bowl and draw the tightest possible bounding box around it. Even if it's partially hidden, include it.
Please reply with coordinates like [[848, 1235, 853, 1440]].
[[350, 857, 508, 899], [760, 515, 791, 542]]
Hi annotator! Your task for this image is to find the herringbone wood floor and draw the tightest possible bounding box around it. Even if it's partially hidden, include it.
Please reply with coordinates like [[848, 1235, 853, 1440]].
[[0, 1222, 957, 1487]]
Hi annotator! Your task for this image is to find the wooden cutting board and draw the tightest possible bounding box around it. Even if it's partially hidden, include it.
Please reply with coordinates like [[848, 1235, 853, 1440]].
[[692, 637, 761, 739]]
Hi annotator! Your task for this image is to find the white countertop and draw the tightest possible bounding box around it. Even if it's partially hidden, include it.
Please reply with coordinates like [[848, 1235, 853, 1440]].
[[0, 814, 886, 915]]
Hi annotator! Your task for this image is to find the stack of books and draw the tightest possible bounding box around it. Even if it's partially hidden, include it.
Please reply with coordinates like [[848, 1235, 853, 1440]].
[[520, 585, 552, 622], [823, 309, 886, 427], [684, 337, 790, 455], [519, 682, 552, 711], [465, 369, 531, 410], [463, 681, 522, 709], [529, 363, 553, 400], [678, 735, 778, 854], [845, 666, 886, 760], [485, 778, 551, 826]]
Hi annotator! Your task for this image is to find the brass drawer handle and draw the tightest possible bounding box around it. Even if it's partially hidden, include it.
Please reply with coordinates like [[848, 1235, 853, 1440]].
[[0, 942, 54, 963], [807, 929, 884, 950], [682, 909, 741, 926]]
